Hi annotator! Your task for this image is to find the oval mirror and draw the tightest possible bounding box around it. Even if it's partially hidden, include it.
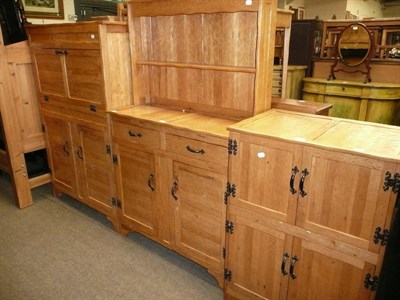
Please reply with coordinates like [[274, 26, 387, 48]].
[[338, 23, 371, 67]]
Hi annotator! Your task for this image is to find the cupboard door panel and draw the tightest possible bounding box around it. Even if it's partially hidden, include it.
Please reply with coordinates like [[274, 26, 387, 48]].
[[298, 146, 397, 252], [32, 49, 65, 97], [115, 144, 158, 237], [74, 124, 112, 212], [65, 50, 105, 106], [287, 238, 375, 300], [225, 210, 290, 300], [229, 137, 302, 224], [173, 161, 226, 269], [43, 115, 76, 196]]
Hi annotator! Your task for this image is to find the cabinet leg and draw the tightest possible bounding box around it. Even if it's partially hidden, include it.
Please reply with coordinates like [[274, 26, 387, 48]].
[[112, 222, 130, 237], [207, 267, 224, 289]]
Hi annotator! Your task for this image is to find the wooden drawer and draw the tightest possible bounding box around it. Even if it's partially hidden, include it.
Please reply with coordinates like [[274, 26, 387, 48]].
[[112, 120, 160, 150], [166, 134, 228, 167], [325, 84, 363, 97], [27, 23, 100, 49]]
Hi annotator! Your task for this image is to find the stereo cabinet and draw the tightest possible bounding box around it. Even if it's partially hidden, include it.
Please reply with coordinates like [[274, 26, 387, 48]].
[[27, 21, 133, 227], [225, 109, 399, 300]]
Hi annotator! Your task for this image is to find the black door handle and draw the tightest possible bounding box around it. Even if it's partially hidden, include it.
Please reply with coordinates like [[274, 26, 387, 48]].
[[289, 166, 299, 195], [299, 168, 309, 197]]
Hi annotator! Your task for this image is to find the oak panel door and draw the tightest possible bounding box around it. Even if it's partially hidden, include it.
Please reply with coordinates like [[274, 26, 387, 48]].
[[297, 146, 398, 252], [32, 49, 66, 98], [286, 237, 376, 300], [64, 49, 105, 108], [43, 115, 77, 197], [73, 123, 113, 214], [229, 136, 303, 225], [114, 143, 158, 237], [172, 161, 226, 270], [225, 209, 291, 300]]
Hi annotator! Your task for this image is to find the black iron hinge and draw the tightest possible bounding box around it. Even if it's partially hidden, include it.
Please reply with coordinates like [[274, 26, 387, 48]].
[[106, 144, 111, 155], [228, 139, 238, 155], [112, 154, 118, 165], [224, 268, 232, 281], [224, 182, 236, 205], [222, 247, 226, 259], [41, 124, 46, 132], [383, 172, 400, 193], [364, 273, 379, 291], [225, 220, 234, 234], [373, 227, 389, 246], [112, 197, 121, 208], [89, 104, 97, 112]]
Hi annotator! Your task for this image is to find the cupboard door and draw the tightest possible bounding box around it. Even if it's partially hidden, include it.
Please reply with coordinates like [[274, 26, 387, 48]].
[[225, 208, 290, 300], [65, 49, 105, 108], [114, 143, 158, 237], [287, 237, 375, 300], [297, 147, 398, 252], [43, 115, 77, 197], [32, 49, 66, 98], [229, 136, 303, 224], [74, 123, 112, 213], [172, 161, 226, 270]]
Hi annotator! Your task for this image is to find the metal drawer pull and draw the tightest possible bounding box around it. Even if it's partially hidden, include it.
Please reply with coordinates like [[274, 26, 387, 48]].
[[54, 49, 68, 55], [147, 174, 155, 191], [77, 146, 83, 160], [289, 166, 299, 195], [128, 130, 142, 138], [289, 255, 299, 280], [63, 141, 69, 156], [186, 145, 205, 155], [171, 180, 178, 200], [299, 168, 309, 197], [281, 252, 289, 276]]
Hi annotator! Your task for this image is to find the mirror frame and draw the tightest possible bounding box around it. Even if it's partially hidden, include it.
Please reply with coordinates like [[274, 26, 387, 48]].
[[328, 22, 374, 83]]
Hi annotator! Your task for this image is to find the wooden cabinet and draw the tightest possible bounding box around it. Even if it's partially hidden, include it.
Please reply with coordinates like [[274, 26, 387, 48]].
[[225, 110, 399, 299], [302, 78, 400, 125], [27, 22, 132, 113], [27, 21, 132, 227], [42, 111, 114, 218], [272, 66, 307, 99]]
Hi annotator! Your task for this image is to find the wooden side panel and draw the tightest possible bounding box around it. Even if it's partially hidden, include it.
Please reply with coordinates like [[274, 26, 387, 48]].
[[173, 161, 226, 270], [114, 143, 158, 237], [297, 146, 398, 252], [287, 238, 375, 300]]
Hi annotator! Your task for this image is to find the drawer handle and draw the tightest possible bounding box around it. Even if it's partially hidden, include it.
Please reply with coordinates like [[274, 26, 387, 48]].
[[289, 166, 299, 195], [171, 180, 178, 200], [63, 141, 69, 156], [55, 49, 68, 55], [128, 130, 142, 138], [299, 168, 309, 197], [77, 146, 83, 160], [281, 252, 289, 276], [147, 174, 155, 192], [186, 145, 205, 155], [289, 255, 299, 280]]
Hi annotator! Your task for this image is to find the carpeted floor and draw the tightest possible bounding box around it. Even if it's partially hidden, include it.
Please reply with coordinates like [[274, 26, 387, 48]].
[[0, 173, 222, 300]]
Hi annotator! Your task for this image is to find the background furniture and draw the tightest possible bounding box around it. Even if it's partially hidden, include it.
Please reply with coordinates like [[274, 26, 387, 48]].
[[288, 19, 323, 77], [302, 77, 400, 125], [74, 0, 118, 21], [272, 65, 307, 99], [0, 1, 50, 209]]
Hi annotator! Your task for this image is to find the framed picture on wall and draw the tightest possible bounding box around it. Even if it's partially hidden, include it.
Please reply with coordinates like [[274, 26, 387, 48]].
[[22, 0, 64, 19]]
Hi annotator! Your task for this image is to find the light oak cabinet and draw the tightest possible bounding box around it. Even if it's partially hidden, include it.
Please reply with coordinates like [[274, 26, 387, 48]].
[[27, 21, 132, 227], [225, 110, 399, 299], [42, 112, 114, 218]]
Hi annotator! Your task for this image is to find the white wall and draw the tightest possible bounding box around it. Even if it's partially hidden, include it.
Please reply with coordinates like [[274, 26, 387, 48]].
[[27, 0, 75, 24], [346, 0, 383, 19], [304, 0, 347, 20]]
